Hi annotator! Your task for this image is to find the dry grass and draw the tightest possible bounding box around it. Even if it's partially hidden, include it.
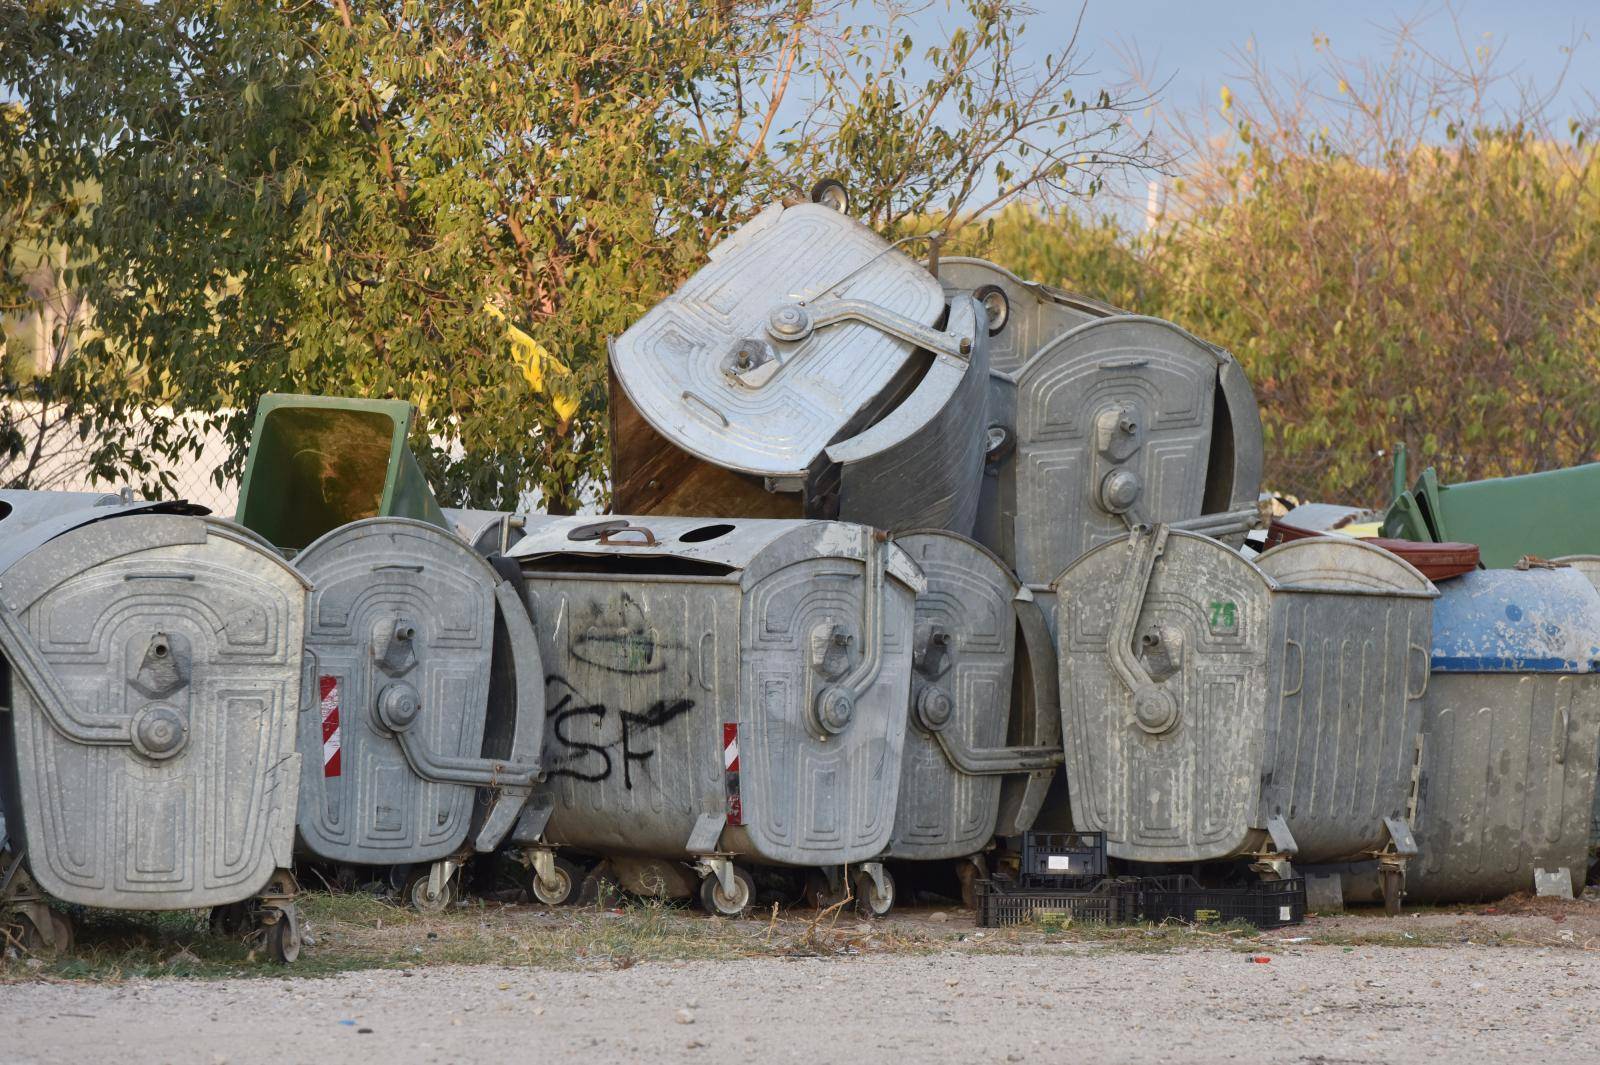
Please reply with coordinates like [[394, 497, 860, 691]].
[[0, 891, 942, 985], [5, 890, 1593, 984]]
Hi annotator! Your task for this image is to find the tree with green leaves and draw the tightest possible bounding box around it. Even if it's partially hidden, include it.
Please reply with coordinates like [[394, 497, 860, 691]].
[[1, 0, 1149, 510]]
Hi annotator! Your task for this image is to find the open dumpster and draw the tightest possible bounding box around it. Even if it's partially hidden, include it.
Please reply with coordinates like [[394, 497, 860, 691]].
[[234, 395, 546, 910], [505, 515, 920, 916], [883, 530, 1062, 899], [939, 258, 1264, 585], [1055, 528, 1437, 912], [609, 198, 991, 535], [0, 494, 309, 960], [1383, 463, 1600, 569]]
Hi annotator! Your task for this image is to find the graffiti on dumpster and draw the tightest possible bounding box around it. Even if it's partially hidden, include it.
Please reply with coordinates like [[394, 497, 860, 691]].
[[571, 593, 680, 676], [545, 675, 694, 789]]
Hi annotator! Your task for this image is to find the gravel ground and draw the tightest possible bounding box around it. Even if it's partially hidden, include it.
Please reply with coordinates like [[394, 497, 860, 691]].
[[4, 941, 1599, 1065]]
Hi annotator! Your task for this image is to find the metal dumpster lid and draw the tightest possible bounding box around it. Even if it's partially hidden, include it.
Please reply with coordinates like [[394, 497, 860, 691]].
[[1431, 567, 1600, 673], [1280, 502, 1375, 532], [0, 494, 210, 577], [0, 488, 132, 532], [507, 514, 924, 590], [1254, 535, 1438, 596], [609, 202, 946, 479]]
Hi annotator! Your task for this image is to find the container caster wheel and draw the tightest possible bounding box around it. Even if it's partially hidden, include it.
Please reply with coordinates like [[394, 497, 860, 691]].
[[209, 900, 255, 938], [804, 871, 846, 911], [956, 857, 985, 912], [1380, 867, 1404, 917], [264, 907, 301, 964], [531, 857, 583, 907], [698, 867, 754, 918], [12, 908, 73, 955], [404, 866, 456, 913], [854, 868, 895, 919], [578, 862, 624, 908]]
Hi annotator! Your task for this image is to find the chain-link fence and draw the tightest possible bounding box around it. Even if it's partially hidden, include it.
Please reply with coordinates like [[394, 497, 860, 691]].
[[1, 402, 239, 515]]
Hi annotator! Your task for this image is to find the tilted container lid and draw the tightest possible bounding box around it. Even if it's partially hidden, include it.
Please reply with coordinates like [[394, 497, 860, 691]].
[[0, 488, 131, 533], [507, 514, 923, 591], [609, 202, 946, 479], [1431, 567, 1600, 673], [0, 492, 208, 576]]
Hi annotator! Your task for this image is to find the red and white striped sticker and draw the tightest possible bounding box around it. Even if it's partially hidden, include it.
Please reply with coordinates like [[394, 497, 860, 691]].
[[722, 722, 743, 826], [319, 675, 342, 778]]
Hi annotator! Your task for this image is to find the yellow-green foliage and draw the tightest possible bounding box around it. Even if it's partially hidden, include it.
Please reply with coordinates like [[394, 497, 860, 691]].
[[974, 131, 1600, 505]]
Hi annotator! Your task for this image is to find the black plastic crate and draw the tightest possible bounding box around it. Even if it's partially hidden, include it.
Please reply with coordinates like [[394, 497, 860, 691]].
[[975, 877, 1128, 928], [1138, 875, 1307, 929], [1019, 830, 1106, 882]]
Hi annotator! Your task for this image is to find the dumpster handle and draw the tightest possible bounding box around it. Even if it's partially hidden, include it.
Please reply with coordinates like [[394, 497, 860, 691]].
[[1406, 641, 1430, 700], [599, 526, 659, 547], [837, 529, 887, 698], [933, 728, 1064, 776], [1107, 525, 1181, 735], [1280, 638, 1304, 698], [390, 719, 541, 788], [0, 596, 134, 746], [1554, 702, 1569, 766], [299, 647, 320, 712]]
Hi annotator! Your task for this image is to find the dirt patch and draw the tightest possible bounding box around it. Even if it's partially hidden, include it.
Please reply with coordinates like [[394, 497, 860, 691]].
[[4, 942, 1599, 1065]]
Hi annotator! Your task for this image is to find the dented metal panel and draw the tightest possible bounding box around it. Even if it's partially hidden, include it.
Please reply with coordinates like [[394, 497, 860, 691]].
[[611, 203, 946, 480], [1406, 568, 1600, 901], [0, 512, 307, 909], [293, 517, 543, 867], [1056, 529, 1435, 865], [513, 516, 918, 868]]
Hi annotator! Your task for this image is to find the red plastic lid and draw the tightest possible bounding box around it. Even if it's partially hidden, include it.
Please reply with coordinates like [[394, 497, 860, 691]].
[[1265, 521, 1479, 581]]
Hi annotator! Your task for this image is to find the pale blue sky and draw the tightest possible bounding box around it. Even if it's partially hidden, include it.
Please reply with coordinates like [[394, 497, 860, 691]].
[[877, 2, 1597, 217], [981, 1, 1595, 118]]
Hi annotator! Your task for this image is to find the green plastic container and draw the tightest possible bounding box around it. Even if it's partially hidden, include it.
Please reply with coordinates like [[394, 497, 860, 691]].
[[1382, 462, 1600, 569], [235, 394, 448, 551]]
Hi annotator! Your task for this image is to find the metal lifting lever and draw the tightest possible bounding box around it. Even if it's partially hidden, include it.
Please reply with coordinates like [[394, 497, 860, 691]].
[[1108, 524, 1182, 735]]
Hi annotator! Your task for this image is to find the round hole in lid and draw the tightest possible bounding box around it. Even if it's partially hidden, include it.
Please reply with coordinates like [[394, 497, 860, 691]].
[[0, 501, 11, 522], [679, 523, 735, 544], [567, 519, 630, 542]]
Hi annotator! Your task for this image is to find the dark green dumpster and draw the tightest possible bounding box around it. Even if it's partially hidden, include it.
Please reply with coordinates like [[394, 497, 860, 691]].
[[1382, 462, 1600, 569], [235, 394, 448, 550]]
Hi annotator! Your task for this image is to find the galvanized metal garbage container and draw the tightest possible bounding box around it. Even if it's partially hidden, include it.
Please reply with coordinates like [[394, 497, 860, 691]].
[[505, 515, 921, 916], [940, 258, 1265, 585], [1554, 556, 1600, 856], [884, 530, 1062, 896], [289, 518, 546, 910], [234, 396, 547, 911], [609, 200, 992, 535], [0, 499, 309, 960], [1403, 567, 1600, 902], [1055, 527, 1437, 911]]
